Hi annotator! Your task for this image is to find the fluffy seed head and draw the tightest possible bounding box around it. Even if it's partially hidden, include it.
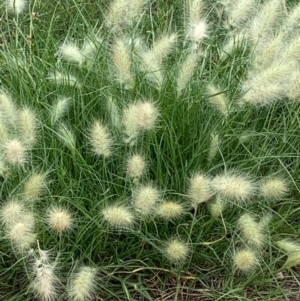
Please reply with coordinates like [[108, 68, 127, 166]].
[[57, 123, 76, 152], [107, 97, 121, 130], [176, 52, 199, 96], [126, 154, 146, 179], [211, 171, 257, 203], [105, 0, 146, 31], [224, 0, 254, 29], [122, 103, 140, 141], [156, 201, 184, 220], [209, 196, 227, 218], [240, 61, 294, 106], [24, 172, 46, 202], [0, 199, 33, 226], [18, 107, 37, 148], [186, 0, 204, 26], [260, 177, 289, 200], [187, 173, 212, 208], [276, 239, 300, 269], [58, 42, 83, 64], [133, 184, 160, 216], [283, 2, 300, 34], [32, 259, 57, 301], [136, 101, 159, 131], [50, 96, 71, 126], [47, 207, 73, 232], [0, 90, 17, 127], [89, 120, 113, 158], [233, 248, 258, 272], [246, 0, 283, 45], [122, 101, 159, 142], [112, 38, 134, 89], [237, 213, 265, 248], [48, 71, 81, 88], [68, 266, 97, 301], [188, 20, 208, 43], [8, 221, 36, 250], [139, 50, 163, 88], [276, 239, 300, 254], [208, 133, 220, 161], [3, 139, 27, 166], [207, 84, 229, 116], [6, 0, 27, 14], [102, 205, 135, 228], [152, 33, 178, 63], [165, 238, 189, 263]]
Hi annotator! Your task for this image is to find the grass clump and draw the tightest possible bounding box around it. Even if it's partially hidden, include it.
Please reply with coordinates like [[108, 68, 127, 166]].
[[1, 0, 300, 300]]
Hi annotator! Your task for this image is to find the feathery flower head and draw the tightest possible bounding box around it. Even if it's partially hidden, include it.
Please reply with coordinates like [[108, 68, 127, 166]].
[[126, 154, 146, 179], [176, 51, 199, 96], [136, 101, 159, 131], [187, 173, 212, 208], [246, 0, 283, 45], [282, 2, 300, 35], [112, 38, 135, 89], [122, 102, 140, 141], [188, 20, 208, 43], [186, 0, 204, 26], [240, 60, 293, 106], [156, 201, 184, 220], [32, 245, 58, 301], [89, 120, 113, 158], [139, 49, 164, 88], [0, 89, 17, 127], [24, 172, 47, 202], [8, 221, 36, 250], [104, 0, 128, 29], [6, 0, 27, 14], [152, 33, 178, 63], [133, 184, 160, 216], [224, 0, 254, 29], [233, 248, 258, 272], [105, 0, 146, 31], [48, 71, 81, 88], [207, 84, 229, 116], [102, 205, 135, 228], [3, 139, 27, 166], [164, 238, 189, 263], [208, 133, 220, 161], [209, 196, 227, 218], [50, 96, 71, 126], [18, 107, 37, 148], [57, 42, 83, 64], [47, 207, 73, 233], [68, 266, 97, 301], [57, 123, 76, 152], [107, 96, 121, 130], [211, 171, 257, 203], [259, 177, 289, 200], [237, 213, 265, 248], [0, 198, 33, 226], [276, 239, 300, 269], [32, 260, 56, 301], [122, 101, 159, 142]]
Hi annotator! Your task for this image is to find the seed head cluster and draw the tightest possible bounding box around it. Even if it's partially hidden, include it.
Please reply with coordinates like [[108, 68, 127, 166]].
[[211, 172, 257, 203]]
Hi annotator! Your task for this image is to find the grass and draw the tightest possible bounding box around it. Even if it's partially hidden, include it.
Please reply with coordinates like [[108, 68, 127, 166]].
[[1, 0, 300, 300]]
